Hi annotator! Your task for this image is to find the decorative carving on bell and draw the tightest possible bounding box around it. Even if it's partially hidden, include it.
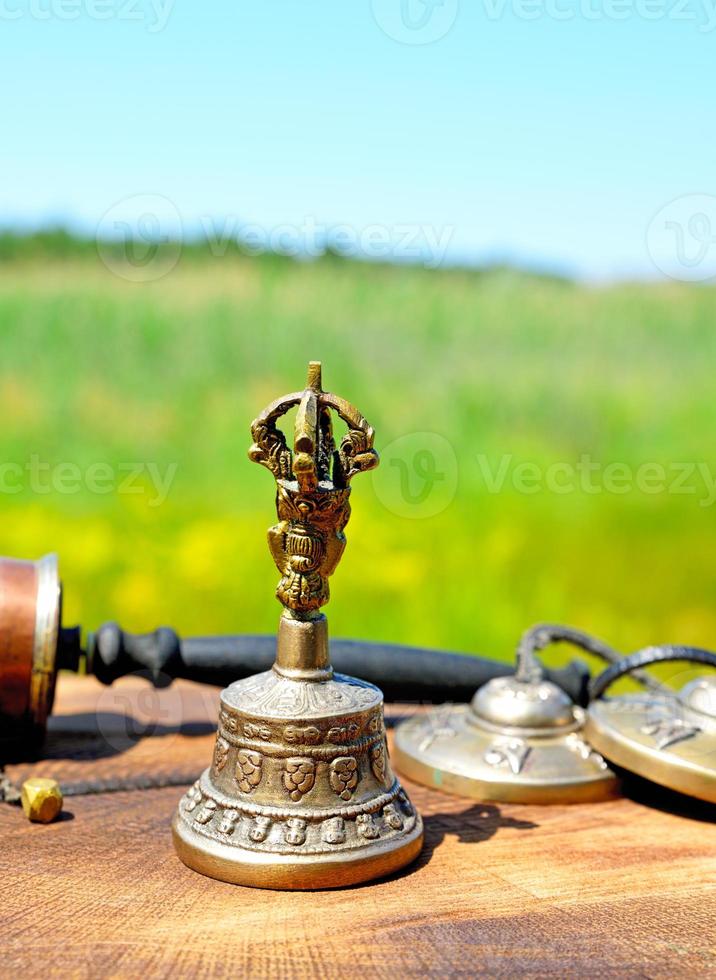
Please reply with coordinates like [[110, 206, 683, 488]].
[[394, 624, 620, 804], [585, 645, 716, 804], [172, 362, 423, 888]]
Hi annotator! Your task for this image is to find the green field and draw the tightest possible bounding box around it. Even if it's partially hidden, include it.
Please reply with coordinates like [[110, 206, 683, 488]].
[[1, 245, 715, 674]]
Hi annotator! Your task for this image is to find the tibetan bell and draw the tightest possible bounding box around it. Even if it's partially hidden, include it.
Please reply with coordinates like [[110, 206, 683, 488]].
[[394, 624, 619, 804], [172, 362, 423, 889], [585, 645, 716, 804]]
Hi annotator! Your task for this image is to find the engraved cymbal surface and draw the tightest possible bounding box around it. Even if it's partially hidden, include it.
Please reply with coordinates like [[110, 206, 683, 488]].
[[585, 686, 716, 804], [395, 703, 617, 805]]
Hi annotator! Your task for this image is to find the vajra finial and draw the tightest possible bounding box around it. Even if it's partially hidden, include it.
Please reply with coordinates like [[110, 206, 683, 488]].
[[248, 362, 379, 618]]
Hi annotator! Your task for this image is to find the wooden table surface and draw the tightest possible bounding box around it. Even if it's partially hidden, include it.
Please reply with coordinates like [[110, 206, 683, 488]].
[[2, 675, 715, 978]]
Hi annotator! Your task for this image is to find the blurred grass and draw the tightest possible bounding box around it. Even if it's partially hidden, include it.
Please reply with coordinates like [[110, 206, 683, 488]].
[[1, 241, 715, 677]]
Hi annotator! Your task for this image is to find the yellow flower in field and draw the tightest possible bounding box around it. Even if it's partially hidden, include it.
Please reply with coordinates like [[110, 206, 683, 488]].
[[111, 569, 163, 628], [64, 519, 114, 574], [0, 376, 43, 427], [0, 504, 57, 559], [175, 518, 243, 589], [671, 608, 716, 647], [482, 524, 524, 568]]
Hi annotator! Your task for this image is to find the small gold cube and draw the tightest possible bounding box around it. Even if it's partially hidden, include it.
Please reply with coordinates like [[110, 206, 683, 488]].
[[21, 777, 63, 824]]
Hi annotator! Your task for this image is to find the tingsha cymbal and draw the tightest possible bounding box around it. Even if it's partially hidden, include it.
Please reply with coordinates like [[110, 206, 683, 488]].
[[172, 362, 423, 889], [585, 645, 716, 804], [394, 625, 619, 804]]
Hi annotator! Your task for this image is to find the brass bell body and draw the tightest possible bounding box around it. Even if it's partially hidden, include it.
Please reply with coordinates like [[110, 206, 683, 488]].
[[395, 628, 618, 804], [173, 616, 422, 889], [173, 363, 423, 888], [586, 655, 716, 804]]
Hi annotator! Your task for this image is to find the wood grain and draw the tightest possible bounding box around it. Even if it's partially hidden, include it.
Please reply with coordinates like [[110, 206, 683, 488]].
[[1, 675, 715, 978]]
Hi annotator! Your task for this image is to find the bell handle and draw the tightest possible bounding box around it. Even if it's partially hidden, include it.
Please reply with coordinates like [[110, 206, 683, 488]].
[[589, 645, 716, 701]]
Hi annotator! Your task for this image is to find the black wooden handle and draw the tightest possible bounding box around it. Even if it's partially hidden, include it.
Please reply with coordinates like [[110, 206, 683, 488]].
[[84, 623, 591, 705]]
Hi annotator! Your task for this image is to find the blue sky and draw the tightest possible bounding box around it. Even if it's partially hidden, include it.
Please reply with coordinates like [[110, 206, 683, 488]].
[[1, 0, 714, 279]]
